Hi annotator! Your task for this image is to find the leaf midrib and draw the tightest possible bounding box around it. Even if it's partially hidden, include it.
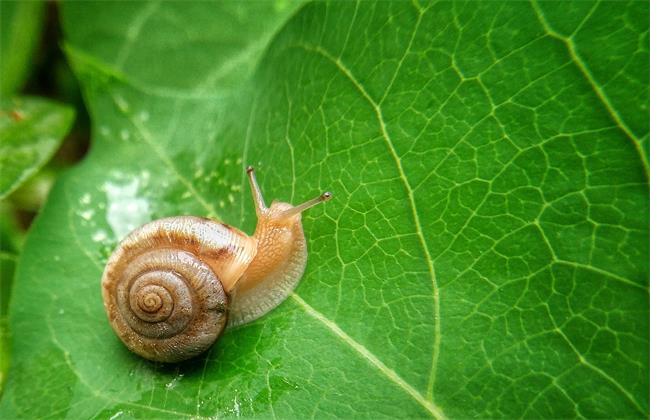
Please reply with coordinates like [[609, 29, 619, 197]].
[[289, 39, 443, 402]]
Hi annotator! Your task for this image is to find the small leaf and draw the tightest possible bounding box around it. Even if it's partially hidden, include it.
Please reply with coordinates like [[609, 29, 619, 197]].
[[0, 97, 75, 200], [0, 1, 45, 96]]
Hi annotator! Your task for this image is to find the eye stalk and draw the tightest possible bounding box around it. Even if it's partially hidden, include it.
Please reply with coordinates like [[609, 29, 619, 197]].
[[246, 166, 332, 219], [278, 191, 332, 218], [246, 166, 266, 215]]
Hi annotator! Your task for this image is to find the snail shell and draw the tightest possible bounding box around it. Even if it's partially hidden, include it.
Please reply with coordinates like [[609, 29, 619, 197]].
[[102, 216, 255, 362]]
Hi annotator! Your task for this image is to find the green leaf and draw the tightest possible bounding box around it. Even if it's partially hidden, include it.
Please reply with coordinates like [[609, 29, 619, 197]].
[[0, 251, 17, 394], [0, 203, 21, 394], [0, 1, 45, 97], [2, 1, 648, 418], [0, 97, 75, 200]]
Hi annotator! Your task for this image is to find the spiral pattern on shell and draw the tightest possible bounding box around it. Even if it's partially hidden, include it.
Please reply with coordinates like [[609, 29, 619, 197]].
[[101, 217, 255, 363]]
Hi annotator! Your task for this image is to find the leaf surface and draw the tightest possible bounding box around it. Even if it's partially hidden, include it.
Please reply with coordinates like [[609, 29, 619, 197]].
[[0, 251, 16, 393], [1, 1, 648, 418]]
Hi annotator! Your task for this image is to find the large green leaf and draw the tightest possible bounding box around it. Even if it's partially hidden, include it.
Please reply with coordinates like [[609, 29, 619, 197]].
[[0, 251, 16, 393], [1, 1, 648, 418]]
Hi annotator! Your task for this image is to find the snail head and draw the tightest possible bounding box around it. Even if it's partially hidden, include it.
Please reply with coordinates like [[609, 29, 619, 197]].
[[234, 166, 331, 294], [246, 166, 331, 228]]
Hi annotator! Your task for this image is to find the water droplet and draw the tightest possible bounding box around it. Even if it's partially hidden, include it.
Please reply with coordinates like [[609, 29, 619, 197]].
[[138, 111, 150, 122], [79, 209, 94, 220], [53, 255, 61, 262], [99, 244, 115, 262], [219, 200, 225, 208], [80, 193, 91, 205], [120, 129, 130, 141], [236, 157, 242, 164], [99, 126, 110, 137], [115, 95, 129, 112], [165, 373, 184, 389], [58, 308, 65, 315], [227, 193, 234, 203], [194, 168, 204, 178], [104, 176, 151, 240], [109, 410, 124, 420], [224, 158, 231, 165], [92, 230, 108, 242]]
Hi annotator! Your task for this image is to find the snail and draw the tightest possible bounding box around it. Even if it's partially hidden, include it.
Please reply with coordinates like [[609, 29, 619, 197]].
[[101, 166, 331, 362]]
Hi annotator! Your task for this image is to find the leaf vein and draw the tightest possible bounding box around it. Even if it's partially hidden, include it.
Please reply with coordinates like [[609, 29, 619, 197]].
[[530, 0, 650, 179], [110, 93, 220, 218], [114, 1, 161, 70], [292, 42, 442, 401], [290, 294, 447, 419], [549, 309, 647, 415]]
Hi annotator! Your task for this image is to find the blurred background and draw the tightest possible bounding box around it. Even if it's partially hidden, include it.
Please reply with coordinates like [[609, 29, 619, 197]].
[[1, 0, 88, 390]]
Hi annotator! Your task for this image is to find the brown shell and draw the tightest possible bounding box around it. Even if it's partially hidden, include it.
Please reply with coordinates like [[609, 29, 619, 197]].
[[101, 216, 256, 362]]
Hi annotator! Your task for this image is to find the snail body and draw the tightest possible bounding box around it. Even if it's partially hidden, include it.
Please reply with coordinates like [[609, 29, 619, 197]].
[[101, 167, 331, 362]]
